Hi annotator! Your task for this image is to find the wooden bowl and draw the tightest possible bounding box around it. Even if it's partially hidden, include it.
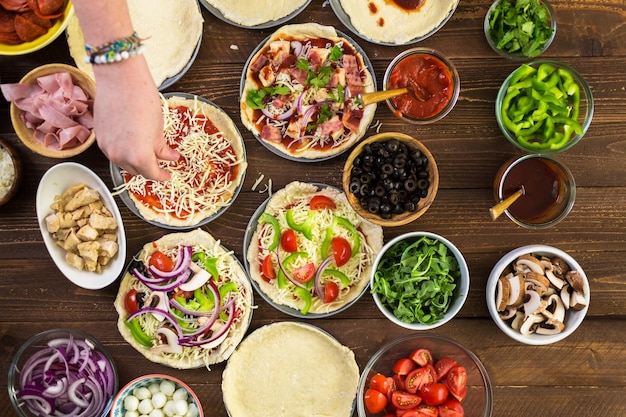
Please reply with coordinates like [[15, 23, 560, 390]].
[[0, 138, 22, 207], [10, 63, 96, 158], [342, 132, 439, 227]]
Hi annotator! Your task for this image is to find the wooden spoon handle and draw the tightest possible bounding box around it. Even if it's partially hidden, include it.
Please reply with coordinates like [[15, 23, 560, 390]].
[[490, 186, 525, 221], [360, 88, 408, 106]]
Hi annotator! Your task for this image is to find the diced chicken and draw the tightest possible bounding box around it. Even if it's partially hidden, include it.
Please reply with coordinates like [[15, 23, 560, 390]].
[[53, 228, 72, 241], [97, 239, 119, 258], [88, 200, 104, 212], [76, 224, 99, 242], [101, 233, 117, 242], [66, 252, 85, 271], [77, 241, 99, 263], [308, 47, 330, 70], [269, 40, 290, 64], [259, 65, 276, 88], [65, 187, 100, 211], [285, 119, 301, 139], [45, 212, 60, 233], [62, 230, 81, 252], [89, 212, 118, 231]]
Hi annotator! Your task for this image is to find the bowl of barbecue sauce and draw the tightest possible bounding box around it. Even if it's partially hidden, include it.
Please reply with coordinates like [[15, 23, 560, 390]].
[[493, 154, 575, 229]]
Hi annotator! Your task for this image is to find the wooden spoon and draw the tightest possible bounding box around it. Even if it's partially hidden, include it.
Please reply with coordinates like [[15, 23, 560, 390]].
[[360, 88, 408, 106], [490, 186, 525, 220]]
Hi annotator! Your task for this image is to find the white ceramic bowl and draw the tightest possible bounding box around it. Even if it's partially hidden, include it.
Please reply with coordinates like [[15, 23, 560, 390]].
[[110, 374, 203, 417], [486, 245, 590, 345], [370, 232, 469, 330], [36, 162, 126, 289]]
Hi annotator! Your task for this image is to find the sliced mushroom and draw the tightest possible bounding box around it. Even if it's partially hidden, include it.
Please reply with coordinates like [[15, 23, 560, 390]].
[[565, 270, 585, 293], [179, 262, 211, 291], [545, 267, 566, 290], [560, 284, 571, 310], [541, 294, 566, 322], [524, 271, 551, 295], [551, 256, 570, 278], [569, 290, 588, 311], [499, 306, 517, 320], [511, 310, 525, 330], [536, 320, 565, 335], [520, 313, 545, 335], [523, 289, 542, 318], [507, 274, 525, 307], [516, 254, 545, 275], [150, 327, 182, 354], [145, 291, 169, 322], [496, 276, 511, 311]]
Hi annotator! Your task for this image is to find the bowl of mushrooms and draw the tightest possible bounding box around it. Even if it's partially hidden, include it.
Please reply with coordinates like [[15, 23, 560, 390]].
[[486, 245, 590, 345]]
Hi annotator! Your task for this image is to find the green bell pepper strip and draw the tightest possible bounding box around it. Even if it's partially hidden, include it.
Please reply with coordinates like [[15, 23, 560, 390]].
[[511, 95, 535, 119], [259, 213, 281, 250], [193, 288, 213, 311], [509, 64, 536, 85], [285, 209, 315, 240], [320, 227, 334, 259], [517, 118, 545, 138], [501, 89, 522, 134], [532, 71, 559, 91], [516, 134, 553, 150], [125, 318, 153, 348], [294, 287, 312, 315], [333, 216, 361, 256], [542, 117, 556, 142], [536, 63, 556, 81], [174, 295, 202, 311], [277, 251, 308, 289], [191, 252, 219, 279], [324, 268, 351, 286]]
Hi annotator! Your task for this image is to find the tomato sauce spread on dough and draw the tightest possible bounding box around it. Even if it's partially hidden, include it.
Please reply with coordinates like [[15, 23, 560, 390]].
[[123, 103, 240, 221], [388, 53, 454, 120]]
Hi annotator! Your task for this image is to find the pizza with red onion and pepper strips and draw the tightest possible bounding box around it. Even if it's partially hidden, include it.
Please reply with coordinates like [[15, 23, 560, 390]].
[[240, 23, 377, 160], [114, 229, 253, 369]]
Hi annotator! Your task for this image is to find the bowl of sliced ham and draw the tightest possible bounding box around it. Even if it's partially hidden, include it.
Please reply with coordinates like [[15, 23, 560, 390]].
[[3, 63, 96, 158]]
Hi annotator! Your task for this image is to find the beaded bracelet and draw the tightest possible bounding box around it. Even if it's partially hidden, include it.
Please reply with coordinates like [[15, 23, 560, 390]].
[[84, 32, 145, 65]]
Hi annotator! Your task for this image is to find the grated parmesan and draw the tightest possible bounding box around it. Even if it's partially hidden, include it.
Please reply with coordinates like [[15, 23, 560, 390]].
[[0, 146, 15, 199]]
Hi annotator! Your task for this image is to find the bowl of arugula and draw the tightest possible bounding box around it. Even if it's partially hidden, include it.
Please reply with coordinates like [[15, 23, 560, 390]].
[[370, 232, 469, 330], [484, 0, 556, 60]]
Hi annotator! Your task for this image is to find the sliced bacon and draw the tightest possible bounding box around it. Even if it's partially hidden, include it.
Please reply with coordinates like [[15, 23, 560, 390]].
[[1, 71, 93, 151], [285, 67, 307, 85], [327, 68, 346, 88], [343, 54, 364, 97], [250, 54, 269, 73], [342, 106, 363, 133], [320, 116, 343, 136], [260, 124, 283, 144]]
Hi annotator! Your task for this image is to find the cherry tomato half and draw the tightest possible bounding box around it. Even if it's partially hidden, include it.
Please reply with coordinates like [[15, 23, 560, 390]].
[[364, 389, 388, 414], [280, 229, 298, 252], [324, 281, 339, 303], [310, 195, 336, 210], [124, 288, 140, 313], [370, 373, 393, 396], [331, 236, 351, 266], [416, 403, 440, 417], [148, 250, 175, 272], [446, 366, 467, 402], [420, 383, 449, 406], [261, 255, 276, 281], [434, 357, 459, 381], [393, 358, 417, 376], [405, 365, 436, 394], [409, 348, 433, 367], [391, 391, 421, 410], [438, 399, 465, 417], [292, 263, 315, 283]]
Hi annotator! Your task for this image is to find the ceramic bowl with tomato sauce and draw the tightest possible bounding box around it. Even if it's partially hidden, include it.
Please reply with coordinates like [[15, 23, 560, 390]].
[[357, 333, 493, 417], [383, 48, 460, 124]]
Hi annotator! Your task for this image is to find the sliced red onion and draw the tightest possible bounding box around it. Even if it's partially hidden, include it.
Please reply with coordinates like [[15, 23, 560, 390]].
[[275, 250, 306, 289], [179, 300, 236, 347], [172, 281, 222, 339], [127, 307, 185, 338], [133, 268, 191, 292], [291, 40, 303, 57], [16, 335, 115, 417], [147, 246, 192, 279], [314, 255, 334, 301]]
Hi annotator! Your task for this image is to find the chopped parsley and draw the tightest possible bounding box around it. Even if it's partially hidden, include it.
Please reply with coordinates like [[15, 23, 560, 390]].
[[246, 85, 291, 110], [487, 0, 554, 58]]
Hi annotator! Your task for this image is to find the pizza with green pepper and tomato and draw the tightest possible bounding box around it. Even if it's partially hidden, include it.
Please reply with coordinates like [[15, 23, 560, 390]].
[[246, 181, 384, 315], [114, 229, 253, 369], [240, 23, 377, 160]]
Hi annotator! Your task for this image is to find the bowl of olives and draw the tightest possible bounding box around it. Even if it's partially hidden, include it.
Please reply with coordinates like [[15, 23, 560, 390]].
[[342, 132, 439, 227]]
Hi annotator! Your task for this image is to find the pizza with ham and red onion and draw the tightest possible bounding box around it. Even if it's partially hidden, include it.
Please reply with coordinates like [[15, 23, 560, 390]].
[[240, 23, 376, 160], [115, 95, 247, 228]]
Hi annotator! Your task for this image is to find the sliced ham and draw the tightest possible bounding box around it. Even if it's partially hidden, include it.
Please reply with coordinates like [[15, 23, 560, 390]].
[[260, 124, 283, 143], [343, 54, 364, 97], [342, 106, 363, 133], [1, 71, 93, 150]]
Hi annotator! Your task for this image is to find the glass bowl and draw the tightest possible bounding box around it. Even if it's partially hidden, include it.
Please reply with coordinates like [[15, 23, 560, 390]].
[[493, 154, 575, 229], [484, 0, 557, 60], [496, 59, 594, 154], [8, 328, 118, 417], [110, 374, 203, 417], [370, 232, 469, 330], [383, 48, 460, 124], [486, 245, 590, 345], [357, 333, 493, 417]]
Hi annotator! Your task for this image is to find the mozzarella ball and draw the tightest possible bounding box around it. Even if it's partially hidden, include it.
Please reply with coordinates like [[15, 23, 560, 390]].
[[163, 400, 176, 417], [149, 409, 165, 417], [124, 395, 140, 411], [148, 383, 161, 395], [138, 398, 154, 415], [125, 411, 140, 417], [159, 379, 176, 397], [152, 392, 167, 409], [185, 404, 199, 417], [172, 399, 188, 416], [172, 388, 188, 402], [134, 387, 152, 400]]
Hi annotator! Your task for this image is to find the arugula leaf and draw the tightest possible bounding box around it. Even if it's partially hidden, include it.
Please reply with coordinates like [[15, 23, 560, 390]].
[[488, 0, 553, 58], [372, 236, 460, 325]]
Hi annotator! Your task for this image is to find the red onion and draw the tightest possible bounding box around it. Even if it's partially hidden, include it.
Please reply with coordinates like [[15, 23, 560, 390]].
[[179, 299, 236, 347], [132, 268, 191, 292], [275, 250, 306, 290], [147, 246, 192, 279], [16, 334, 115, 417], [314, 255, 334, 301]]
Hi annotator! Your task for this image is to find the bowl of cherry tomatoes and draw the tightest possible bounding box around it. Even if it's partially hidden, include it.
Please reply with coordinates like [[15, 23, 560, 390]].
[[357, 334, 493, 417]]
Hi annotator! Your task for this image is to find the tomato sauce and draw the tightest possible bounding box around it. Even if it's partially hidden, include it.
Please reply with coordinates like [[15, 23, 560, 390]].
[[388, 53, 454, 120], [390, 0, 425, 11]]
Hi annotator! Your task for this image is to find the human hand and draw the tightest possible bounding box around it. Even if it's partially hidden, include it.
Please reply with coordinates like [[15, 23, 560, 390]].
[[91, 55, 179, 181]]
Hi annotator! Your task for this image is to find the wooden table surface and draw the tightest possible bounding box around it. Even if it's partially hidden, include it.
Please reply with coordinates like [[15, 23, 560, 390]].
[[1, 1, 625, 416]]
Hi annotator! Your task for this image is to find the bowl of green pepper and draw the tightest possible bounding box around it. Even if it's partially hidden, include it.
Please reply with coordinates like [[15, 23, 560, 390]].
[[370, 231, 469, 330], [496, 60, 593, 154]]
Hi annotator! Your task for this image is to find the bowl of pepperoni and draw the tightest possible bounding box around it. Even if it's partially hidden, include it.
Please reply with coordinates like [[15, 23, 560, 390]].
[[357, 334, 493, 417]]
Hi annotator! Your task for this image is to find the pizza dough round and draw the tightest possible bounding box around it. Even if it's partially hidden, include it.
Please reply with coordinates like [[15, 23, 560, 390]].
[[114, 229, 254, 369], [66, 0, 203, 87], [240, 23, 376, 160], [337, 0, 459, 45], [246, 181, 383, 316], [122, 94, 247, 228], [203, 0, 310, 27], [222, 322, 359, 417]]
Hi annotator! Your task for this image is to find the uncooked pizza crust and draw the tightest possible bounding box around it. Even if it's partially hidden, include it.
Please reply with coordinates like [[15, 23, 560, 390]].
[[204, 0, 309, 26], [222, 322, 359, 417], [66, 0, 203, 86], [125, 95, 246, 228], [338, 0, 459, 44]]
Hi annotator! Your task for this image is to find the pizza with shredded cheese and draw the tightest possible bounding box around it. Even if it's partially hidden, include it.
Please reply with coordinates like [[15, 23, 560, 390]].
[[240, 23, 376, 160], [246, 181, 383, 315], [115, 95, 247, 228]]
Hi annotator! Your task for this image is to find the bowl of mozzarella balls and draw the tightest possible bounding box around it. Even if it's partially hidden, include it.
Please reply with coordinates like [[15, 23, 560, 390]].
[[110, 374, 202, 417]]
